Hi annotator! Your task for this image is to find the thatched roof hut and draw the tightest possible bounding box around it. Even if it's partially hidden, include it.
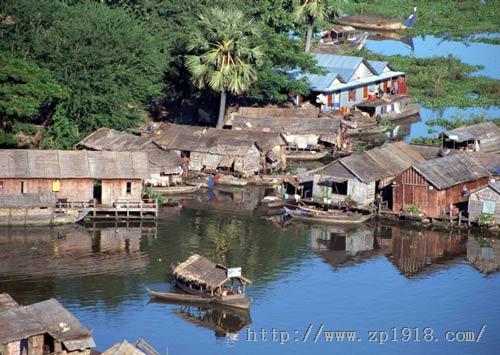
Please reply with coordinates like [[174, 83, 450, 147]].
[[0, 297, 95, 351], [172, 254, 251, 290]]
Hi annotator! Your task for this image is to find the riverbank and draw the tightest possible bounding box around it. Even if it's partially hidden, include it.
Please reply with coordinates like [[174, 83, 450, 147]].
[[341, 0, 500, 41]]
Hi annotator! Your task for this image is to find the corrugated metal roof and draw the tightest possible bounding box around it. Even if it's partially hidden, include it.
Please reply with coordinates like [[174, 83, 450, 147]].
[[490, 181, 500, 194], [368, 60, 390, 74], [442, 122, 500, 142], [0, 150, 149, 179], [413, 154, 490, 189], [292, 53, 404, 92]]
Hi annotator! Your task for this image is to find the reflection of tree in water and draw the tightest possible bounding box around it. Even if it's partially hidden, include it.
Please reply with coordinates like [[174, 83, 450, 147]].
[[206, 219, 241, 264]]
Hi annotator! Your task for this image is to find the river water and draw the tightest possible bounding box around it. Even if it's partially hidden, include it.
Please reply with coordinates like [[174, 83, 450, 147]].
[[1, 196, 499, 354], [365, 34, 500, 142]]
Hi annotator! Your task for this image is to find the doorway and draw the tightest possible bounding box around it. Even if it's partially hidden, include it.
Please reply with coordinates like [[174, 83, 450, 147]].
[[93, 179, 102, 204]]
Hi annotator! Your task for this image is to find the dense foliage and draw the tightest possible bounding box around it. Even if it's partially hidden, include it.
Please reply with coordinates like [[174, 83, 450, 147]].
[[0, 0, 317, 147], [1, 0, 499, 148]]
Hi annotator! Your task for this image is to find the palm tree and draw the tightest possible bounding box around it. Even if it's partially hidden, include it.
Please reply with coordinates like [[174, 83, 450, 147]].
[[185, 8, 263, 128], [294, 0, 341, 53]]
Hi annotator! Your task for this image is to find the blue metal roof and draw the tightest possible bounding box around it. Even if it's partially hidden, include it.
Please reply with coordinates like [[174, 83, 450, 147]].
[[292, 53, 404, 92], [367, 60, 390, 75]]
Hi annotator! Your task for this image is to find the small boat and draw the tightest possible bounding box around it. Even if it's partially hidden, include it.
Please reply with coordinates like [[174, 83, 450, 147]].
[[317, 26, 368, 53], [337, 7, 417, 31], [355, 96, 420, 121], [247, 175, 283, 187], [0, 193, 90, 226], [153, 184, 202, 195], [283, 205, 372, 225], [261, 196, 298, 209], [216, 175, 248, 187], [148, 254, 252, 310], [286, 150, 330, 161]]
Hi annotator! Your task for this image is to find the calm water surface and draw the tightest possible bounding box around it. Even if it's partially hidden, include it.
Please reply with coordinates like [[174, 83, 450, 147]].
[[1, 197, 499, 355], [365, 34, 500, 142]]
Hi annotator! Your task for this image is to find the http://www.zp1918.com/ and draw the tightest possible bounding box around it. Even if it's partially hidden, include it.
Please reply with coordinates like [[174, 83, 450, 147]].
[[245, 324, 487, 345]]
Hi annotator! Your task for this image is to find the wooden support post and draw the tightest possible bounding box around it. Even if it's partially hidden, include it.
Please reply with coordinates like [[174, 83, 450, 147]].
[[126, 201, 129, 219]]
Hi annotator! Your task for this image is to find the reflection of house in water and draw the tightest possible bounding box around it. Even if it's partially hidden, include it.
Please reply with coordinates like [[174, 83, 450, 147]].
[[311, 225, 383, 269], [387, 227, 465, 277], [180, 186, 264, 215], [0, 224, 155, 280], [467, 237, 500, 274], [173, 303, 252, 338]]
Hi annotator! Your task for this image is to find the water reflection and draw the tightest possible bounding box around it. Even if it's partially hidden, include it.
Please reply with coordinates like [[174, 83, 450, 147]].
[[0, 210, 498, 354], [385, 227, 466, 277], [310, 224, 384, 269], [151, 300, 252, 338], [467, 236, 500, 274]]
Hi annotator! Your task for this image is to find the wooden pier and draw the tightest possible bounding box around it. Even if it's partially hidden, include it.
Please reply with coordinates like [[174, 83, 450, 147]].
[[55, 199, 158, 220]]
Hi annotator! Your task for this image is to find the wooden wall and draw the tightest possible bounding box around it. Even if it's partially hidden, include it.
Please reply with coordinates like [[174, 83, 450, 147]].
[[101, 179, 142, 205], [0, 178, 94, 202], [393, 168, 490, 218]]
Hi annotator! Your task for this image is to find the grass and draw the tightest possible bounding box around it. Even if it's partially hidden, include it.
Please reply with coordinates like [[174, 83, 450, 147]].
[[341, 0, 500, 41], [348, 48, 500, 109]]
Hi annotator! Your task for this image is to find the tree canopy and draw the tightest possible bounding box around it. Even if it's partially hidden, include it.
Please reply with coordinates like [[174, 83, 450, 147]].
[[0, 0, 317, 146]]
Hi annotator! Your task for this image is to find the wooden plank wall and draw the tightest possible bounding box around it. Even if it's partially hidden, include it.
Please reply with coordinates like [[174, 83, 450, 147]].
[[0, 178, 94, 202], [393, 168, 490, 218], [101, 179, 142, 205]]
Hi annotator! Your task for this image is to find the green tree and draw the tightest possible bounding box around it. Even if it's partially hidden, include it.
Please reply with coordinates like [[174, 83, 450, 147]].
[[185, 7, 264, 128], [31, 2, 167, 135], [294, 0, 341, 52], [0, 52, 67, 147]]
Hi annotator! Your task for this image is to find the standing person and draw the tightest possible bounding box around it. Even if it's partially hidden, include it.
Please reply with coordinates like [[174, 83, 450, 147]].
[[181, 155, 190, 178]]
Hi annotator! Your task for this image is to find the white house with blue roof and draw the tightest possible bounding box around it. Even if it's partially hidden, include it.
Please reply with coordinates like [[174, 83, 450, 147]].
[[292, 53, 407, 112]]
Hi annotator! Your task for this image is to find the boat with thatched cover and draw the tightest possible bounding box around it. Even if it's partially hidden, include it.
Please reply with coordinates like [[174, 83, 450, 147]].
[[148, 254, 252, 310], [337, 7, 417, 31], [283, 205, 372, 225]]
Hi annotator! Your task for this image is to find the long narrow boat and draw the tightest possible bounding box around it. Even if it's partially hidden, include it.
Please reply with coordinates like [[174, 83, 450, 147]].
[[355, 96, 420, 122], [148, 254, 253, 310], [337, 7, 417, 31], [153, 184, 202, 195], [283, 205, 372, 225], [286, 150, 330, 161]]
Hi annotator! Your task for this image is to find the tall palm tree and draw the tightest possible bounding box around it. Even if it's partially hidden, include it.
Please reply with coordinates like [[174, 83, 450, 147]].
[[294, 0, 341, 53], [185, 8, 263, 128]]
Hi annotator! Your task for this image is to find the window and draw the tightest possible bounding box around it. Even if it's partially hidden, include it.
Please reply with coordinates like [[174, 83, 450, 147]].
[[0, 181, 3, 192], [348, 89, 356, 102], [126, 182, 132, 194], [363, 86, 368, 99], [331, 181, 348, 195], [20, 181, 25, 193]]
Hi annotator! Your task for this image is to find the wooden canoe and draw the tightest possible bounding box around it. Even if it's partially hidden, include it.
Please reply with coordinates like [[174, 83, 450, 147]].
[[337, 7, 417, 31], [283, 206, 372, 225], [147, 287, 252, 310], [286, 150, 330, 161], [153, 184, 202, 195]]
